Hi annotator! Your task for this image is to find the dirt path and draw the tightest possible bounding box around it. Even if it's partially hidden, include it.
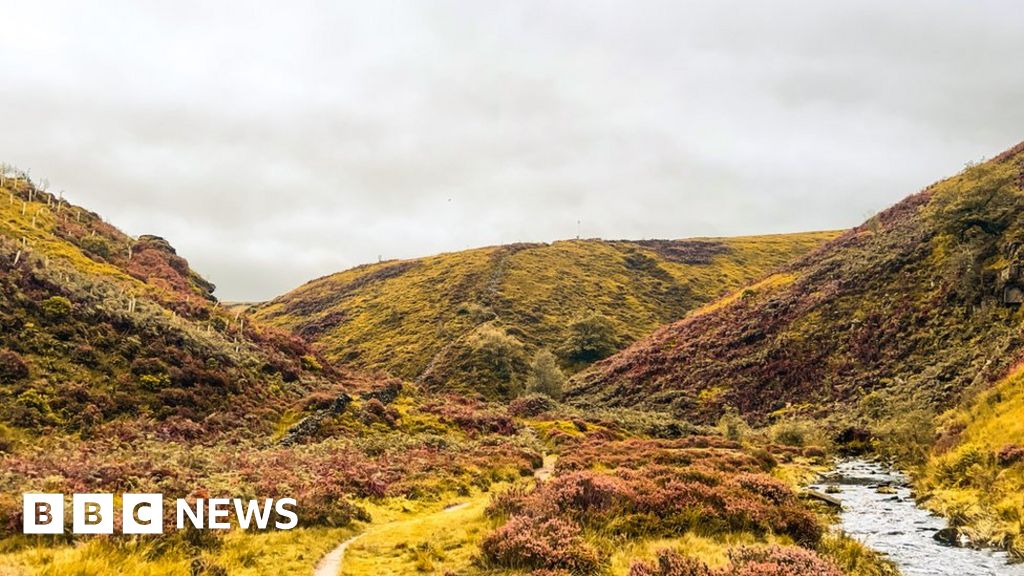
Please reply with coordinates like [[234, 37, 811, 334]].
[[313, 456, 556, 575], [313, 533, 360, 576], [534, 453, 556, 481], [312, 500, 474, 576]]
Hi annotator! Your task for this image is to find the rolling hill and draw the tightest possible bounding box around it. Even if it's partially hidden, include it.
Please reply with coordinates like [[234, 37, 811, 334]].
[[252, 233, 837, 398], [0, 168, 370, 439], [569, 141, 1024, 424]]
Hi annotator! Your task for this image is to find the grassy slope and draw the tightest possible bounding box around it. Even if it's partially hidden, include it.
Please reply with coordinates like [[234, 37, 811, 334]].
[[0, 174, 371, 438], [920, 363, 1024, 555], [252, 233, 836, 397], [570, 141, 1024, 423]]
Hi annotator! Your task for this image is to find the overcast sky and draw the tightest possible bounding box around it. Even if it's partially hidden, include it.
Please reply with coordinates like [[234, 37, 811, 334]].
[[1, 1, 1022, 301]]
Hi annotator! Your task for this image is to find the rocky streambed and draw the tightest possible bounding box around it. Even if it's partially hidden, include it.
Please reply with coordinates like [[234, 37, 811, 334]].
[[809, 459, 1024, 576]]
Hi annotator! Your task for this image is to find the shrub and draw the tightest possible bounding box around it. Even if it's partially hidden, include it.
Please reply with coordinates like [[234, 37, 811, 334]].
[[80, 235, 114, 259], [629, 549, 715, 576], [527, 349, 567, 400], [10, 389, 55, 427], [300, 354, 323, 371], [0, 423, 17, 453], [560, 314, 618, 363], [40, 296, 72, 320], [480, 515, 602, 573], [874, 408, 936, 465], [727, 546, 842, 576], [470, 325, 528, 397], [0, 350, 29, 383], [770, 420, 816, 447], [423, 397, 518, 435], [486, 484, 530, 519], [491, 437, 824, 547], [718, 410, 751, 442], [997, 444, 1024, 467], [509, 393, 557, 418], [359, 399, 399, 427], [629, 546, 842, 576]]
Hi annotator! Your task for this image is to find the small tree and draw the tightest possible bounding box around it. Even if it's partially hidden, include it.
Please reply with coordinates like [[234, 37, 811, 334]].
[[526, 349, 566, 400], [717, 408, 751, 442], [470, 325, 528, 398], [560, 313, 619, 363]]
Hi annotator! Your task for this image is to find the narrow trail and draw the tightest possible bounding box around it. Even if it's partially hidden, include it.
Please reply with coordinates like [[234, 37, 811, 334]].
[[534, 453, 556, 481], [313, 454, 556, 576], [312, 499, 477, 576], [312, 534, 360, 576]]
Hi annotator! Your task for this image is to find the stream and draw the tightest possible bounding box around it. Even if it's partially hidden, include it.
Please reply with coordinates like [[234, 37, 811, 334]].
[[809, 459, 1024, 576]]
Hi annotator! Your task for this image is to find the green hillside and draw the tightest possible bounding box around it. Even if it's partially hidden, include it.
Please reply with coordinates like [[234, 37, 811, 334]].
[[920, 362, 1024, 554], [570, 141, 1024, 425], [253, 233, 836, 398], [0, 169, 363, 438]]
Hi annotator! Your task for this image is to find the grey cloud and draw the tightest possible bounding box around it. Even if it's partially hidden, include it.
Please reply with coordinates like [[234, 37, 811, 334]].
[[0, 0, 1021, 300]]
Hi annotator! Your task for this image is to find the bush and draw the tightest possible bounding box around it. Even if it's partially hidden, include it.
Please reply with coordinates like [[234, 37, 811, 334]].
[[0, 350, 29, 383], [770, 420, 818, 447], [80, 235, 113, 259], [300, 354, 323, 371], [629, 546, 842, 576], [509, 393, 557, 418], [527, 349, 567, 400], [874, 408, 936, 465], [10, 389, 55, 427], [40, 296, 72, 320], [480, 515, 603, 573], [359, 399, 399, 427], [491, 438, 825, 547], [630, 549, 714, 576], [0, 423, 17, 453], [727, 546, 842, 576], [717, 409, 751, 442], [560, 314, 618, 363], [470, 325, 528, 397], [997, 445, 1024, 467]]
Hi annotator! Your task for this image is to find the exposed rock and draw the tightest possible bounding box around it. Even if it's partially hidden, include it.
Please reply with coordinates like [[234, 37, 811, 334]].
[[360, 380, 402, 405], [279, 393, 352, 446]]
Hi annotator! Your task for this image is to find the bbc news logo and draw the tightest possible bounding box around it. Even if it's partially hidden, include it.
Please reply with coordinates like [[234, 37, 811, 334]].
[[23, 493, 298, 534]]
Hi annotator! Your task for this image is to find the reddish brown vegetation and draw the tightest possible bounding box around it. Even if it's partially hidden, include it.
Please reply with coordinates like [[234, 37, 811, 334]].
[[572, 144, 1024, 423], [997, 444, 1024, 466], [629, 546, 842, 576], [482, 437, 825, 574], [422, 395, 519, 436]]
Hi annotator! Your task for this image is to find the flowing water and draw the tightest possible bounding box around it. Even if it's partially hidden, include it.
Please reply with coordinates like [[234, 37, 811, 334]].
[[809, 460, 1024, 576]]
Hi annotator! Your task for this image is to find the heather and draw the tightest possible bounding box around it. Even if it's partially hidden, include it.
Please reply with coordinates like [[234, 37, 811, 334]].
[[571, 143, 1024, 425], [0, 391, 541, 537], [3, 138, 1024, 576], [0, 174, 359, 437], [480, 437, 828, 574], [628, 546, 842, 576]]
